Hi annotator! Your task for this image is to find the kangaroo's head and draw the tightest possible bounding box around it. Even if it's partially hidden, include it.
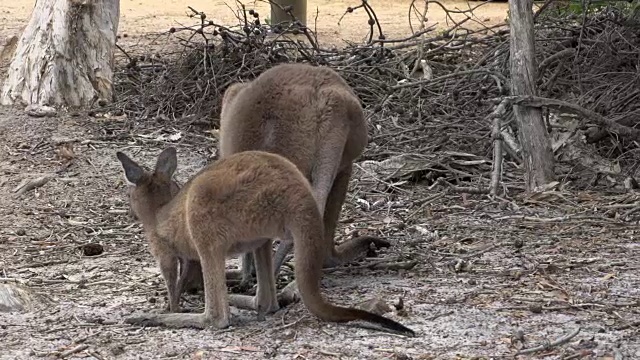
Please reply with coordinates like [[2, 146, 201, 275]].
[[116, 147, 180, 225]]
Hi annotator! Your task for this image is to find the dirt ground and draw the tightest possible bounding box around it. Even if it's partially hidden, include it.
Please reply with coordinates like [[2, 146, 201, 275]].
[[1, 105, 639, 359], [1, 1, 640, 360]]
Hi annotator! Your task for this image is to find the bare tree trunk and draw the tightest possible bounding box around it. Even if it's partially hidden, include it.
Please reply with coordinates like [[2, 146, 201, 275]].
[[1, 0, 120, 108], [270, 0, 307, 26], [509, 0, 555, 192]]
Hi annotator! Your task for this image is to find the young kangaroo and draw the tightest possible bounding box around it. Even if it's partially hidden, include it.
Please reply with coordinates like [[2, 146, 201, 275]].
[[116, 148, 415, 336], [180, 63, 391, 293]]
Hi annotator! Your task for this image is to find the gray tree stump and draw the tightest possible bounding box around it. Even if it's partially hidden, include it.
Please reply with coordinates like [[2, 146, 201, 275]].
[[1, 0, 120, 108]]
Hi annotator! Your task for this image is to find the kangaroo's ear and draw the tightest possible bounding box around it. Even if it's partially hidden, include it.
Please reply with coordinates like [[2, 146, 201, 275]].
[[155, 147, 177, 178], [116, 151, 145, 186]]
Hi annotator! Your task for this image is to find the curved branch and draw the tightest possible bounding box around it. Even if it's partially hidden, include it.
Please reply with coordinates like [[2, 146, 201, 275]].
[[507, 95, 640, 142]]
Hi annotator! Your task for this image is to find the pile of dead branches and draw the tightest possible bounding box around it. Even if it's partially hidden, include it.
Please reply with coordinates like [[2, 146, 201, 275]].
[[105, 0, 640, 192]]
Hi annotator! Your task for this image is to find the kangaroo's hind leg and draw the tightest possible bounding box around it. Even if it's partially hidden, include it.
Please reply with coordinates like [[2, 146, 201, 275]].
[[228, 240, 279, 321], [271, 133, 344, 278], [321, 164, 390, 268], [275, 129, 344, 306], [238, 252, 256, 292], [126, 233, 230, 329]]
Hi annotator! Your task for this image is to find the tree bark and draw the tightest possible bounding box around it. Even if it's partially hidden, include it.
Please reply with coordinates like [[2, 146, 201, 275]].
[[270, 0, 307, 26], [1, 0, 120, 108], [509, 0, 555, 192]]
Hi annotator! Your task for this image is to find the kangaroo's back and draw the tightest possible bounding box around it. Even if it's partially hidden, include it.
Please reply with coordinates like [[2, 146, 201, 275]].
[[219, 63, 367, 177], [186, 151, 318, 227]]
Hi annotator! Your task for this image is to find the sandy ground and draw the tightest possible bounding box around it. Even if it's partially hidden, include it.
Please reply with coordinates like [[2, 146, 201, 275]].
[[1, 0, 510, 45]]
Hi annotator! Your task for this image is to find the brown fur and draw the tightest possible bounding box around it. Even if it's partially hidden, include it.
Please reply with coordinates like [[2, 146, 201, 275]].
[[116, 148, 414, 336], [182, 63, 391, 292]]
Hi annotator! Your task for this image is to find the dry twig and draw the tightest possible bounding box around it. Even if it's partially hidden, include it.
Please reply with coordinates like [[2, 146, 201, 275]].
[[515, 327, 581, 355]]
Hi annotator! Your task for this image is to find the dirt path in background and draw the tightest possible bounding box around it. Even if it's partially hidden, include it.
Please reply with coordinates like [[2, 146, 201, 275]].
[[1, 0, 509, 45]]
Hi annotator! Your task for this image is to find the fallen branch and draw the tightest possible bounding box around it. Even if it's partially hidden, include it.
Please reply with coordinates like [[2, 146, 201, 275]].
[[615, 320, 640, 331], [515, 327, 581, 355], [446, 185, 489, 195], [370, 260, 418, 271], [323, 257, 414, 273], [507, 95, 640, 142], [489, 99, 508, 196], [461, 244, 499, 260], [537, 48, 575, 77], [493, 214, 611, 222], [13, 175, 53, 196], [56, 344, 90, 359]]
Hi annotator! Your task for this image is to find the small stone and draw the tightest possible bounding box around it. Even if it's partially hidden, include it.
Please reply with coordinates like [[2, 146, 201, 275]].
[[529, 304, 543, 313], [514, 238, 524, 249], [394, 297, 404, 311], [82, 243, 104, 256], [25, 104, 56, 118], [394, 352, 412, 360], [110, 345, 125, 356]]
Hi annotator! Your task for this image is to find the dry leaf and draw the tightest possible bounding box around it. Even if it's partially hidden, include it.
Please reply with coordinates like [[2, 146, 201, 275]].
[[56, 143, 75, 161], [601, 273, 616, 280], [167, 132, 182, 141], [191, 350, 205, 359]]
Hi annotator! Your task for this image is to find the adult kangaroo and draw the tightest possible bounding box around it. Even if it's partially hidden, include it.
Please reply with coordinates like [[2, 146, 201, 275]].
[[180, 63, 390, 294]]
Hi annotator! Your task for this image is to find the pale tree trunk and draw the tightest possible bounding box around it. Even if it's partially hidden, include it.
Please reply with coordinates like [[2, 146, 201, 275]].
[[271, 0, 307, 26], [509, 0, 555, 192], [1, 0, 119, 108]]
